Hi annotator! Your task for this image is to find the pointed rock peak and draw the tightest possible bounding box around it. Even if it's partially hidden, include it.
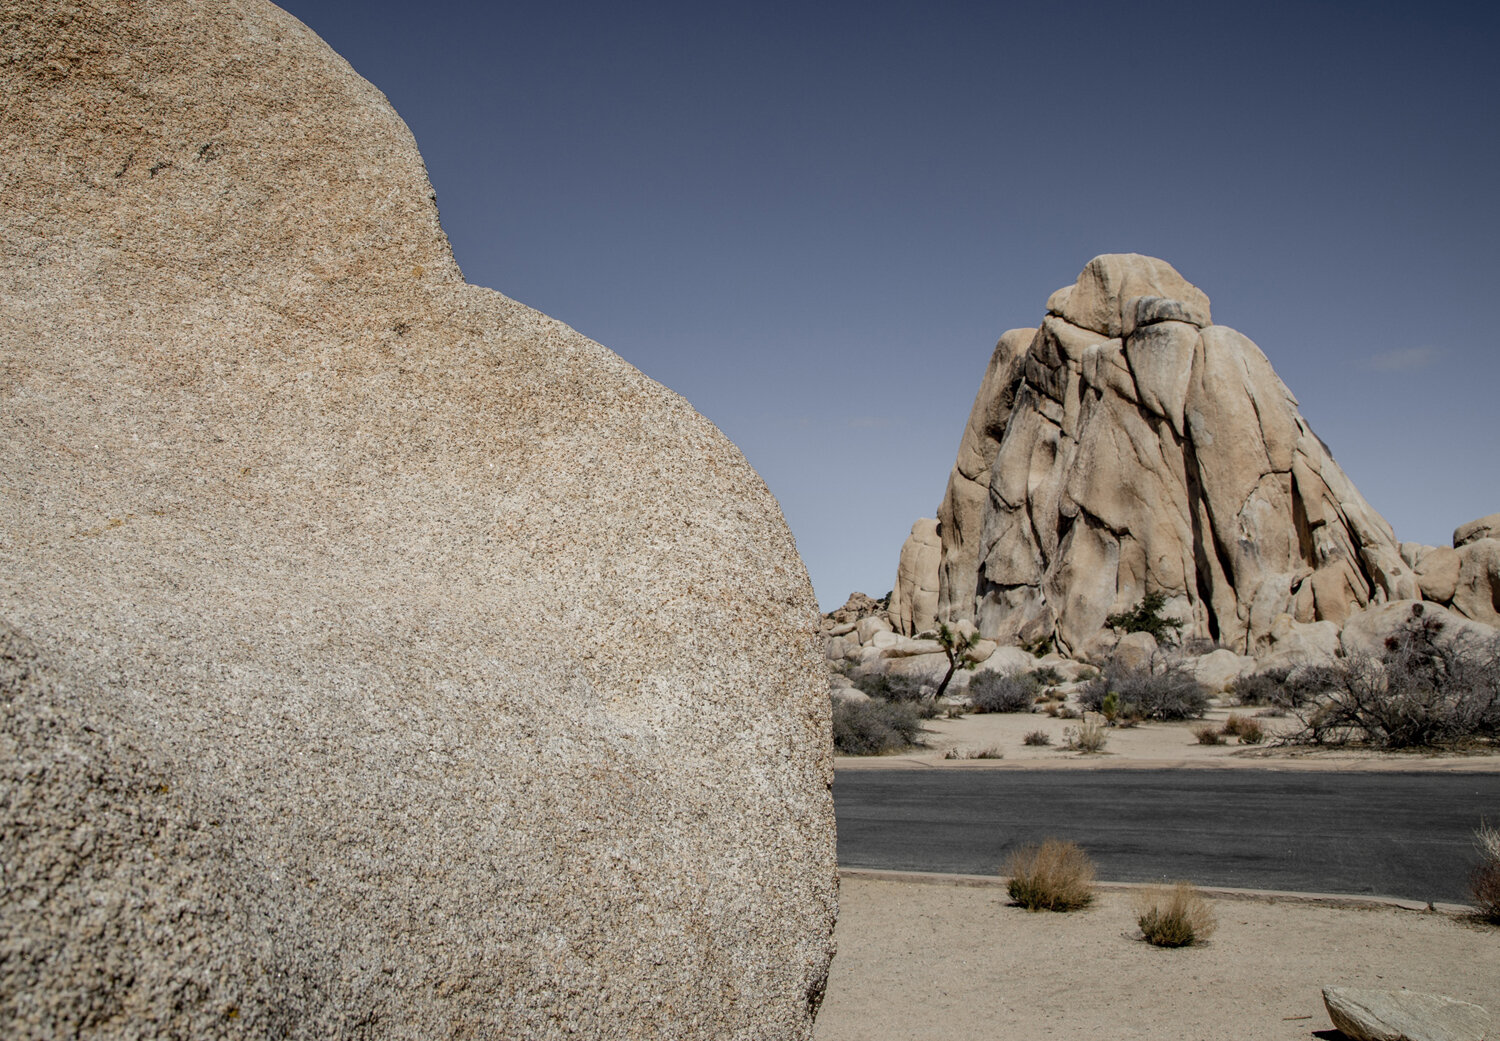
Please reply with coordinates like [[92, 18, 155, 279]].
[[1046, 254, 1213, 338]]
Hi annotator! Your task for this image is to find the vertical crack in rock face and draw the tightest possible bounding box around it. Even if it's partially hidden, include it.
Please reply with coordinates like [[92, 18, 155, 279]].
[[898, 254, 1419, 656], [0, 2, 835, 1037]]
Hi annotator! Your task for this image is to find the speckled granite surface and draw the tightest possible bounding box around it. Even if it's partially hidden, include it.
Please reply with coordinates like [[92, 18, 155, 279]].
[[0, 3, 835, 1036]]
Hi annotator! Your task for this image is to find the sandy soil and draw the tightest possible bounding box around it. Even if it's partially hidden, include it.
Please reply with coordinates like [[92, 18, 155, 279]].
[[836, 703, 1500, 772], [816, 875, 1500, 1041]]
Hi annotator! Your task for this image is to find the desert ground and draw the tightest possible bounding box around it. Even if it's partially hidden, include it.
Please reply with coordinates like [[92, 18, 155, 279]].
[[816, 874, 1499, 1041], [819, 708, 1500, 1039], [837, 702, 1500, 772]]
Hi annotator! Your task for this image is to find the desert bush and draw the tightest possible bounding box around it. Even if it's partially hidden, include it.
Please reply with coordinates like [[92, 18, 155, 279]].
[[1029, 666, 1065, 687], [1080, 661, 1209, 721], [1105, 590, 1184, 645], [1192, 724, 1224, 745], [1022, 729, 1052, 747], [851, 671, 926, 702], [1003, 838, 1095, 911], [831, 698, 924, 755], [1473, 820, 1500, 924], [1231, 665, 1342, 709], [850, 672, 944, 718], [969, 670, 1040, 713], [1063, 719, 1107, 753], [1222, 713, 1265, 744], [1290, 606, 1500, 749], [1134, 882, 1217, 947], [1181, 635, 1221, 656]]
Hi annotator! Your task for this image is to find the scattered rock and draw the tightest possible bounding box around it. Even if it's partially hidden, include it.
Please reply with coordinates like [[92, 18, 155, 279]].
[[1322, 986, 1490, 1041], [0, 2, 834, 1035]]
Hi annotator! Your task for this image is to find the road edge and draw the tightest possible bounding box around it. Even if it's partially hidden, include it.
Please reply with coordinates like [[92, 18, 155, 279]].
[[837, 867, 1476, 915]]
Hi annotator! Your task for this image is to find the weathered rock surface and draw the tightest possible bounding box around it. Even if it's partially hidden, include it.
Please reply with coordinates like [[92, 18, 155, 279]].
[[0, 3, 834, 1037], [1452, 538, 1500, 628], [895, 254, 1419, 657], [1255, 616, 1344, 673], [1339, 601, 1498, 661], [1402, 543, 1464, 606], [890, 518, 942, 636], [1322, 986, 1490, 1041], [1112, 631, 1160, 672], [1185, 648, 1257, 692], [1454, 514, 1500, 549]]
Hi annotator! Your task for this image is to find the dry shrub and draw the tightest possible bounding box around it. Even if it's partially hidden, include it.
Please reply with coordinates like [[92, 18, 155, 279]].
[[1223, 713, 1265, 744], [1134, 882, 1217, 947], [1022, 729, 1051, 747], [1291, 606, 1500, 748], [969, 670, 1040, 713], [1192, 724, 1224, 745], [831, 698, 924, 755], [1080, 660, 1209, 720], [1003, 838, 1095, 912], [1063, 719, 1106, 753], [1474, 820, 1500, 924]]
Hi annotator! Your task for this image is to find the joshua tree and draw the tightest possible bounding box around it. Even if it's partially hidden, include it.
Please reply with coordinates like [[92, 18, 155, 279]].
[[933, 621, 980, 701]]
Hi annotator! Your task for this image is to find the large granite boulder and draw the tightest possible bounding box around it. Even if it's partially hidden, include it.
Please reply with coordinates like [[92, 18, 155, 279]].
[[1322, 986, 1490, 1041], [0, 3, 835, 1037], [906, 255, 1418, 656]]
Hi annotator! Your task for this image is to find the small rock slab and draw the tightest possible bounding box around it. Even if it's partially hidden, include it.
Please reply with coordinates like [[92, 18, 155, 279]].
[[1323, 986, 1490, 1041]]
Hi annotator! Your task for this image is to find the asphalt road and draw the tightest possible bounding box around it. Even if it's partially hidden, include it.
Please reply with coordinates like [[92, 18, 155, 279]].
[[834, 769, 1500, 903]]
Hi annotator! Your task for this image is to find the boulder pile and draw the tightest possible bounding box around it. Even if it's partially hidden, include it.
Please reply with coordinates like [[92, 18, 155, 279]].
[[864, 255, 1496, 676]]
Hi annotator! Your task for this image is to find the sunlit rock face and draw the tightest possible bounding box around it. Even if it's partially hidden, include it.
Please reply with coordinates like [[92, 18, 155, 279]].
[[0, 2, 835, 1036], [895, 254, 1417, 656]]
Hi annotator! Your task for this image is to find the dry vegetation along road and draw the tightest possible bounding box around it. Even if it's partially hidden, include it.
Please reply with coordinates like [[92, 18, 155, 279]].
[[835, 769, 1500, 903]]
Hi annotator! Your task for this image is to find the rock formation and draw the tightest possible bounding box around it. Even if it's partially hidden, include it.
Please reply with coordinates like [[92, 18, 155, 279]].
[[888, 519, 941, 635], [894, 255, 1420, 657], [0, 3, 834, 1037], [1402, 513, 1500, 629]]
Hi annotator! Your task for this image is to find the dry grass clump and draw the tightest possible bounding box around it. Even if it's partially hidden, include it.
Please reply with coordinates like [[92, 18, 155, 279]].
[[1003, 839, 1096, 912], [943, 746, 1004, 760], [1192, 724, 1225, 745], [1134, 882, 1217, 947], [1022, 729, 1051, 747], [1063, 718, 1107, 753], [1473, 820, 1500, 924]]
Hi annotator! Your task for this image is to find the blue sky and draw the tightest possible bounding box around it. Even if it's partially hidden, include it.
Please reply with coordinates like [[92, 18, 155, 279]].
[[280, 0, 1499, 610]]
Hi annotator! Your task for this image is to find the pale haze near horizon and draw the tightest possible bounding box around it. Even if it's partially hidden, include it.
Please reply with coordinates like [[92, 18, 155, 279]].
[[281, 0, 1500, 611]]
